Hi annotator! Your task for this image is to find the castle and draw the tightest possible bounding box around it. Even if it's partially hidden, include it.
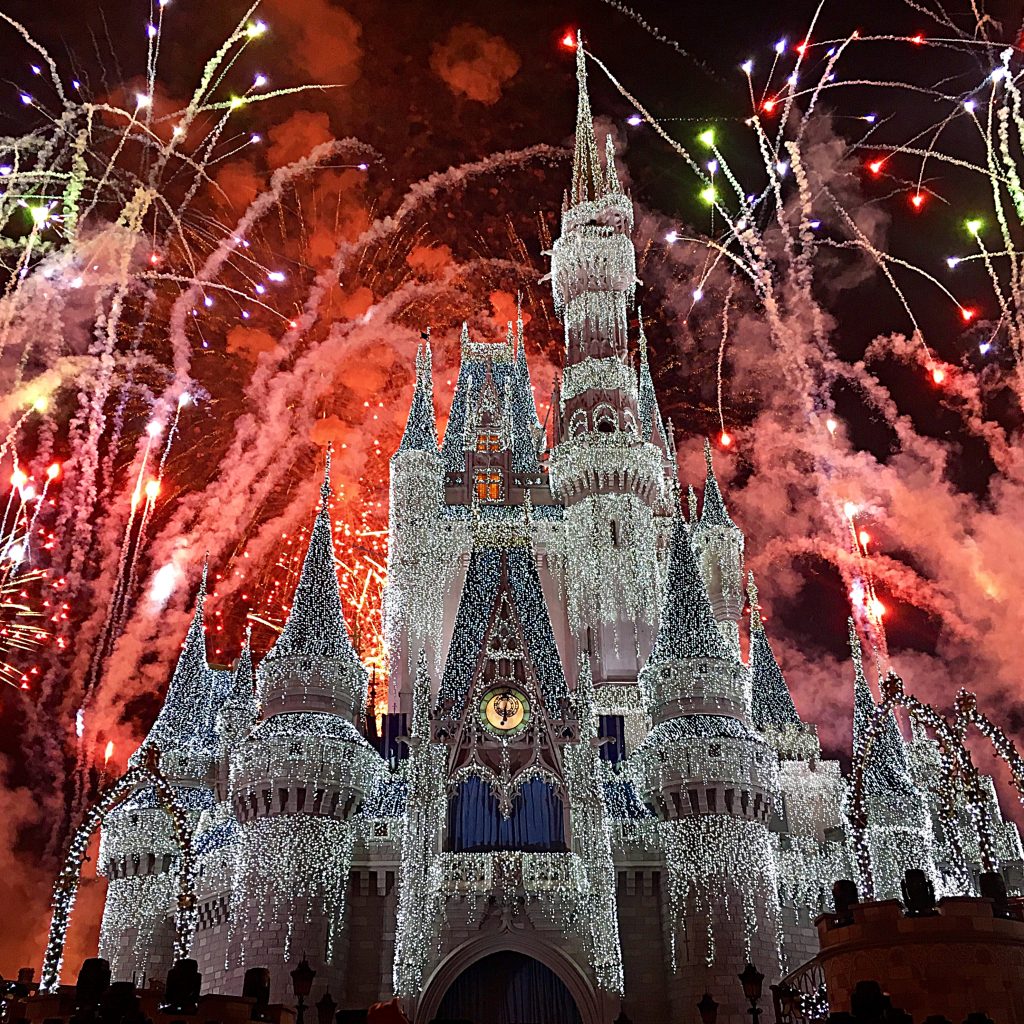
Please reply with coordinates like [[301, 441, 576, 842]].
[[90, 39, 1024, 1024]]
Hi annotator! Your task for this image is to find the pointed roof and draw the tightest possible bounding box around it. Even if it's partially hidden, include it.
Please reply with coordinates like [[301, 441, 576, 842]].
[[224, 626, 257, 710], [515, 310, 542, 434], [849, 620, 915, 797], [604, 133, 622, 194], [135, 561, 220, 762], [748, 574, 801, 731], [439, 543, 567, 712], [396, 339, 438, 455], [265, 452, 361, 666], [570, 31, 604, 206], [648, 513, 731, 667], [217, 626, 259, 740], [698, 438, 737, 529], [440, 322, 540, 476], [637, 314, 669, 450]]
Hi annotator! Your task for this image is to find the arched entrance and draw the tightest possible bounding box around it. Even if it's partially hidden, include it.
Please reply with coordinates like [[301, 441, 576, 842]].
[[434, 951, 581, 1024], [415, 934, 603, 1024]]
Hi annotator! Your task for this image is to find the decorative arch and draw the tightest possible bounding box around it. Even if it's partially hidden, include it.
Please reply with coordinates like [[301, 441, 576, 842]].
[[848, 670, 1006, 899], [592, 403, 618, 434], [413, 932, 605, 1024], [39, 749, 198, 993], [568, 408, 588, 438]]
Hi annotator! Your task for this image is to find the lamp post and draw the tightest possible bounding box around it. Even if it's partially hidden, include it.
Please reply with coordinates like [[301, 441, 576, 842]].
[[697, 992, 719, 1024], [290, 958, 316, 1024], [315, 990, 336, 1024], [738, 963, 765, 1024]]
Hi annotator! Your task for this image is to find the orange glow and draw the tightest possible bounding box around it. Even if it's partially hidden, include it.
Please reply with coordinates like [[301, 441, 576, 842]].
[[910, 33, 925, 44], [10, 469, 27, 489], [931, 367, 946, 384], [826, 417, 837, 435], [910, 192, 925, 209], [960, 307, 977, 322], [870, 598, 886, 618], [144, 479, 160, 500], [763, 98, 777, 113], [46, 463, 60, 480], [858, 530, 871, 547], [867, 159, 884, 176], [103, 741, 114, 765], [719, 430, 732, 447], [560, 31, 576, 49]]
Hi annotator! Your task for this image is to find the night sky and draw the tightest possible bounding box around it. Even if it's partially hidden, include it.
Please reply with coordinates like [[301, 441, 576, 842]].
[[1, 0, 1023, 978]]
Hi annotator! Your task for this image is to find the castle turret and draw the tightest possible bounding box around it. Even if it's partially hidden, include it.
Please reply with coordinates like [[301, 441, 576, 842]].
[[691, 440, 745, 651], [99, 567, 226, 983], [385, 340, 447, 712], [546, 33, 668, 661], [220, 455, 386, 1001], [633, 505, 780, 1023]]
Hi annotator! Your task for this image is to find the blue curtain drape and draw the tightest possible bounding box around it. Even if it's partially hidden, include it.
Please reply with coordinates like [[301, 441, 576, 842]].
[[446, 777, 566, 853], [434, 951, 582, 1024], [598, 714, 626, 763]]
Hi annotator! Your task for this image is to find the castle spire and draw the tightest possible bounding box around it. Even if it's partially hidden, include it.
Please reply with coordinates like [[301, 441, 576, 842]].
[[397, 337, 438, 454], [266, 450, 358, 663], [132, 559, 213, 764], [217, 624, 259, 745], [748, 573, 801, 732], [850, 619, 914, 796], [637, 312, 668, 450], [649, 512, 730, 667], [699, 438, 736, 529], [570, 31, 604, 206]]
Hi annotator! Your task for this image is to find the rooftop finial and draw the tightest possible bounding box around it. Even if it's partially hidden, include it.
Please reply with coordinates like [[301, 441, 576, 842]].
[[321, 444, 333, 508], [747, 571, 763, 633], [848, 616, 865, 679], [571, 30, 603, 206]]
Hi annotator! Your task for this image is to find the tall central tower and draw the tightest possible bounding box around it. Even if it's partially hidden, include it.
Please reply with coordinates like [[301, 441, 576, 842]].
[[547, 35, 671, 681]]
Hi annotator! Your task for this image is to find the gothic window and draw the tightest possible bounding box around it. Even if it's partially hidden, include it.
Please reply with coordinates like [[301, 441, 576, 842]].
[[476, 432, 501, 452], [446, 777, 567, 853], [569, 409, 588, 438], [475, 468, 503, 502], [598, 715, 626, 763], [594, 404, 617, 433], [622, 409, 638, 436]]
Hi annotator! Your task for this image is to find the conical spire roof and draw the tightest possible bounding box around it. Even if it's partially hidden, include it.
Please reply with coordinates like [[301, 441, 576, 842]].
[[266, 452, 360, 665], [849, 620, 915, 796], [570, 31, 604, 206], [225, 625, 256, 708], [134, 560, 216, 762], [516, 302, 542, 433], [748, 574, 801, 731], [637, 313, 668, 450], [649, 512, 731, 666], [396, 339, 438, 455], [217, 625, 259, 742], [699, 438, 737, 529]]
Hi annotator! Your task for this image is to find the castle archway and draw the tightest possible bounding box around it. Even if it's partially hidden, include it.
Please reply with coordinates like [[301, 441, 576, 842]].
[[415, 934, 603, 1024]]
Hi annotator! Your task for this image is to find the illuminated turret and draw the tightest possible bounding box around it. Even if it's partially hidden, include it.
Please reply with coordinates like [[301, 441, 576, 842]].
[[691, 440, 745, 651], [547, 33, 669, 644]]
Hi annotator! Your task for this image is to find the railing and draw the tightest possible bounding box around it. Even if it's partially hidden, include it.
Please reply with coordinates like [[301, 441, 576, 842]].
[[772, 957, 829, 1024], [439, 851, 584, 896]]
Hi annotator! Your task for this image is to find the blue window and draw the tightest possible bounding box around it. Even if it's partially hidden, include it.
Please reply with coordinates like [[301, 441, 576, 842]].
[[446, 776, 566, 852]]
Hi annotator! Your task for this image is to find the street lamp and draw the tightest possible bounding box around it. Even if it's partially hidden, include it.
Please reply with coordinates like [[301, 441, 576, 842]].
[[738, 963, 765, 1024], [697, 992, 719, 1024], [315, 990, 336, 1024], [290, 958, 316, 1024]]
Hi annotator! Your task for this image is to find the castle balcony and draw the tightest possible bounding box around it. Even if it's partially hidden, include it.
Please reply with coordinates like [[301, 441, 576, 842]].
[[436, 850, 585, 898]]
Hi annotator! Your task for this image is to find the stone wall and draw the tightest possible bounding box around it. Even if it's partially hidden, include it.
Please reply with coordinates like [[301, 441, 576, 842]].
[[817, 896, 1024, 1023]]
